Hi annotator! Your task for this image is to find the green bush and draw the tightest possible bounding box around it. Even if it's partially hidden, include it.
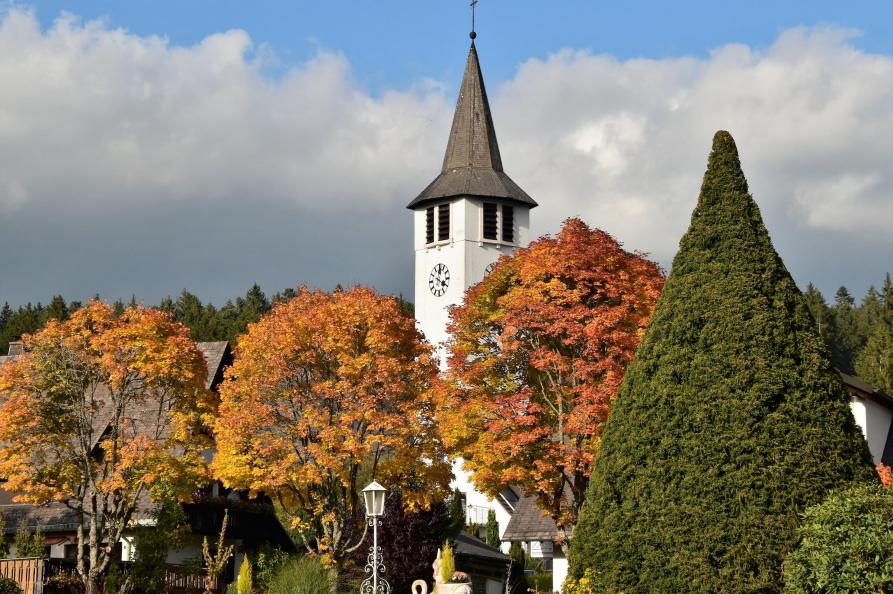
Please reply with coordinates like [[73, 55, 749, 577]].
[[129, 496, 189, 594], [103, 563, 122, 594], [13, 519, 44, 558], [236, 556, 252, 594], [440, 542, 455, 583], [569, 131, 877, 593], [252, 544, 289, 592], [266, 557, 329, 594], [527, 571, 553, 592], [0, 577, 22, 594], [507, 542, 528, 594], [784, 483, 893, 593]]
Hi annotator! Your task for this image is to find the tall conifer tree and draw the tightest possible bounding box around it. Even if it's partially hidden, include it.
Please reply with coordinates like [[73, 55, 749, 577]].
[[569, 131, 875, 593]]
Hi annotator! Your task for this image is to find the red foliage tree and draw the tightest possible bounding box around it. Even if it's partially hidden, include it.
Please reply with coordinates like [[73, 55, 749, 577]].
[[438, 218, 664, 550]]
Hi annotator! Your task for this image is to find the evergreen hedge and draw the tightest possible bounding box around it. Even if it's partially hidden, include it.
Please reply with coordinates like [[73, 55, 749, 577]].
[[568, 131, 876, 593]]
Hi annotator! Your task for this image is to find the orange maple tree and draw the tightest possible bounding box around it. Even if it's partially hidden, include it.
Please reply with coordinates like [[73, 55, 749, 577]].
[[211, 286, 450, 578], [439, 218, 664, 550], [0, 301, 213, 594], [878, 463, 893, 488]]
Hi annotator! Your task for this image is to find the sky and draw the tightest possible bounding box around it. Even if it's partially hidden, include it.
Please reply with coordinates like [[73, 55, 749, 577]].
[[0, 1, 892, 307]]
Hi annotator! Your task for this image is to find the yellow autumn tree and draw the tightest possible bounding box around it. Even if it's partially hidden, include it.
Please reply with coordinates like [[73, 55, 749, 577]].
[[0, 301, 213, 594], [211, 286, 450, 589]]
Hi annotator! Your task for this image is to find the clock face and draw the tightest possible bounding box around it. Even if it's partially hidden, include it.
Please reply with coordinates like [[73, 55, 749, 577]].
[[429, 263, 450, 297], [485, 262, 497, 275]]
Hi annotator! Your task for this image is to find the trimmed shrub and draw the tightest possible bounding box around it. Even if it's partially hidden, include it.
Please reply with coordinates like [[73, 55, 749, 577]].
[[236, 556, 252, 594], [266, 557, 329, 594], [569, 131, 877, 592], [440, 543, 455, 583], [784, 483, 893, 593], [0, 577, 22, 594]]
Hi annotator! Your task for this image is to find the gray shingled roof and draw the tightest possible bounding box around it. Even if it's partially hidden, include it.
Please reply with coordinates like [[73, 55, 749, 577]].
[[455, 531, 510, 562], [407, 42, 536, 210], [501, 494, 559, 542], [0, 341, 232, 529]]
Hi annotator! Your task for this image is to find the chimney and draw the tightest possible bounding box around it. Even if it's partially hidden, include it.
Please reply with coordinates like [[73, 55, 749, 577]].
[[6, 341, 24, 356]]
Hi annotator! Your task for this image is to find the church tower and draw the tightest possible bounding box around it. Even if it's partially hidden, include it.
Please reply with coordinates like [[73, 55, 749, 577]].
[[409, 35, 537, 364]]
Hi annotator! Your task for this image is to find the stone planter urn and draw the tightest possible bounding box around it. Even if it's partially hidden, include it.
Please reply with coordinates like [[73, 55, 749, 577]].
[[436, 583, 472, 594], [422, 550, 471, 594]]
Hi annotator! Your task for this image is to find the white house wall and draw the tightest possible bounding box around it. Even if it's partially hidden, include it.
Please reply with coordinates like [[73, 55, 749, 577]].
[[851, 397, 893, 464]]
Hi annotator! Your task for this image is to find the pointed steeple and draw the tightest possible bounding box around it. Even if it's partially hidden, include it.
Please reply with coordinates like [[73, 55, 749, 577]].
[[442, 42, 503, 171], [408, 41, 536, 210]]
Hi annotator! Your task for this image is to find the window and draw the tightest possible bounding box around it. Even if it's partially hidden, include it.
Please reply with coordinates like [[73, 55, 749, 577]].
[[425, 207, 435, 244], [438, 204, 450, 241], [502, 205, 514, 243], [483, 203, 498, 240]]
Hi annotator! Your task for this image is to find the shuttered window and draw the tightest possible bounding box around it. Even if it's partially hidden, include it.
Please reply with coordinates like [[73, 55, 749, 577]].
[[438, 204, 450, 241], [425, 207, 435, 244], [502, 205, 514, 243], [483, 203, 498, 240]]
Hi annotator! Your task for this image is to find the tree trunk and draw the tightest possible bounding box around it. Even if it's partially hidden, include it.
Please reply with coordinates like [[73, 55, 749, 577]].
[[328, 566, 339, 594], [84, 575, 101, 594]]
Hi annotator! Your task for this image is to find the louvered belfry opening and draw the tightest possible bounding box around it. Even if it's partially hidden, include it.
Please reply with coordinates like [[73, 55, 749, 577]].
[[438, 204, 450, 241], [483, 203, 498, 240], [502, 205, 514, 243], [426, 207, 435, 244]]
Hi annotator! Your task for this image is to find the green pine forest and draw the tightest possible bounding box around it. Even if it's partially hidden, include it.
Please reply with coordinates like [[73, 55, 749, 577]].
[[1, 280, 889, 392], [0, 285, 414, 354]]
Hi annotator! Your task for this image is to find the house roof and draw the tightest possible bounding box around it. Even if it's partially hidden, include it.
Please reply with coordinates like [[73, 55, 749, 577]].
[[0, 341, 232, 527], [197, 341, 231, 389], [454, 531, 510, 563], [407, 42, 535, 210], [839, 371, 893, 410], [501, 494, 559, 542]]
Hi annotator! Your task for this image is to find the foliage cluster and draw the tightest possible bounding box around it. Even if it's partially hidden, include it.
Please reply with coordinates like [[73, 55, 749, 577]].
[[485, 509, 499, 549], [212, 287, 450, 571], [13, 520, 44, 558], [251, 544, 291, 593], [439, 543, 455, 584], [0, 301, 213, 594], [784, 483, 893, 593], [129, 496, 190, 594], [236, 556, 252, 594], [266, 557, 330, 594], [202, 510, 235, 594], [349, 489, 452, 594], [507, 542, 528, 594], [804, 275, 893, 390], [570, 131, 876, 592], [0, 284, 414, 356], [440, 217, 663, 545], [0, 577, 22, 594]]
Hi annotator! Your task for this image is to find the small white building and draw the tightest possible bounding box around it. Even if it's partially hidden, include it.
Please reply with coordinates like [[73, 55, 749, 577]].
[[842, 372, 893, 465]]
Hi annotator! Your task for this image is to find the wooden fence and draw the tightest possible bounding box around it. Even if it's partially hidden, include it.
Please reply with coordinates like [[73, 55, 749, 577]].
[[1, 558, 218, 594], [0, 558, 44, 594]]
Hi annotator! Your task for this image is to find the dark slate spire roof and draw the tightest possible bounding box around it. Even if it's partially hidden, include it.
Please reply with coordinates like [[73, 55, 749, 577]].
[[407, 41, 536, 210]]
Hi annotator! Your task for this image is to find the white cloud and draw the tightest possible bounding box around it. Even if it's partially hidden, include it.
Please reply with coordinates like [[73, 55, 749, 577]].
[[0, 8, 452, 213], [496, 27, 893, 264], [0, 9, 890, 305]]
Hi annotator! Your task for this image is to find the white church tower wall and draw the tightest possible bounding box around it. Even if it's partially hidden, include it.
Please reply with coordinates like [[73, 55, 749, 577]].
[[408, 35, 539, 558]]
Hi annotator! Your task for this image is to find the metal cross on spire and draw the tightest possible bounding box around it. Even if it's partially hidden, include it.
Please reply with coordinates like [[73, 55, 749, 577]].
[[470, 0, 478, 40]]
